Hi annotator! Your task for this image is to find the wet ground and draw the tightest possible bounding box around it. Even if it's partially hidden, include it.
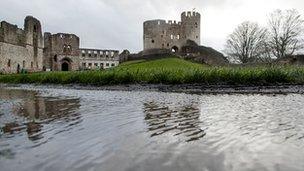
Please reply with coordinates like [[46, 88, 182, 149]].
[[0, 85, 304, 171]]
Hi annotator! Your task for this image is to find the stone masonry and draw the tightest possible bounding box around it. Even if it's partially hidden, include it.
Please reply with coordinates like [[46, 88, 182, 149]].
[[143, 11, 201, 52], [0, 16, 120, 73], [0, 16, 44, 73]]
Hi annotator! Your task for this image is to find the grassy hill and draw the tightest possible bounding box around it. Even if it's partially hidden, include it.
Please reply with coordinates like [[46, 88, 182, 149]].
[[1, 56, 304, 85]]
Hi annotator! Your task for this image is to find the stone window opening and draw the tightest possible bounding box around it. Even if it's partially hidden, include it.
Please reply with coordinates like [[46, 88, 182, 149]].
[[111, 63, 115, 67], [7, 59, 11, 67], [33, 25, 37, 33], [67, 45, 72, 52], [60, 34, 64, 39], [94, 51, 98, 57], [170, 35, 174, 39], [161, 35, 163, 38], [23, 60, 25, 68], [196, 36, 199, 39], [106, 63, 109, 67], [111, 51, 114, 57], [167, 43, 170, 47], [31, 62, 33, 68], [54, 55, 58, 62], [158, 21, 160, 25], [106, 51, 109, 58], [82, 63, 86, 67], [63, 44, 67, 53], [177, 35, 180, 39], [151, 40, 155, 43]]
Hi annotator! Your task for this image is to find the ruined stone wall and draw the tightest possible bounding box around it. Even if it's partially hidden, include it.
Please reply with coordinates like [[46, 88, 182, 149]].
[[44, 33, 81, 71], [0, 16, 44, 73], [143, 11, 201, 52]]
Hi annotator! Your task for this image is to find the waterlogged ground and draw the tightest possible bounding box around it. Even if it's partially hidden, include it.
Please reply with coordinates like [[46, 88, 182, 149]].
[[0, 86, 304, 171]]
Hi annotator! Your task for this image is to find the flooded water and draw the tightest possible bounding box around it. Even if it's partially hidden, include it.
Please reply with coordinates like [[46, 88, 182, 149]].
[[0, 86, 304, 171]]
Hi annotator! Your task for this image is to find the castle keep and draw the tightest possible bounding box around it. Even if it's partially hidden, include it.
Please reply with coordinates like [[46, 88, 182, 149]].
[[0, 16, 119, 73], [143, 11, 200, 52]]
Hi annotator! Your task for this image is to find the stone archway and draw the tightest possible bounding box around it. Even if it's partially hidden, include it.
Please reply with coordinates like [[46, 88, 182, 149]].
[[61, 62, 70, 71], [171, 46, 179, 53], [60, 57, 73, 71]]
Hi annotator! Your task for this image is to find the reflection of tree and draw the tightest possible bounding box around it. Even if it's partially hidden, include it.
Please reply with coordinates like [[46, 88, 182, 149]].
[[0, 89, 81, 141], [143, 101, 206, 142]]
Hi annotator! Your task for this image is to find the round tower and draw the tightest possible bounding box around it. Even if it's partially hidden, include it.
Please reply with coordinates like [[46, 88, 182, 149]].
[[181, 11, 201, 45], [143, 20, 167, 50]]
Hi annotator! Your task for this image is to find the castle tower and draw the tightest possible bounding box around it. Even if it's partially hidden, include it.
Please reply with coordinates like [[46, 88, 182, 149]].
[[24, 16, 44, 68], [143, 11, 201, 52], [181, 11, 201, 45]]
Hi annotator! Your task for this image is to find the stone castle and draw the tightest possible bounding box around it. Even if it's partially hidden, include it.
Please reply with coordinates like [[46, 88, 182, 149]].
[[143, 11, 200, 52], [0, 16, 119, 73]]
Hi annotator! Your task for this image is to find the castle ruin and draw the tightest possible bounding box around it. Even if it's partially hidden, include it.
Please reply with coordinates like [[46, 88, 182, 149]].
[[0, 16, 44, 73], [143, 11, 201, 52], [0, 16, 120, 73]]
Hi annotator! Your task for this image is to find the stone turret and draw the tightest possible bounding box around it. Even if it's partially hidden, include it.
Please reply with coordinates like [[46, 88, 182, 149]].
[[181, 11, 201, 45]]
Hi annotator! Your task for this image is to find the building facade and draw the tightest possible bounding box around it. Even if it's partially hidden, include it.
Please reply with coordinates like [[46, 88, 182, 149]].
[[0, 16, 44, 73], [0, 16, 120, 73], [80, 48, 119, 70], [44, 33, 81, 71], [143, 11, 201, 52]]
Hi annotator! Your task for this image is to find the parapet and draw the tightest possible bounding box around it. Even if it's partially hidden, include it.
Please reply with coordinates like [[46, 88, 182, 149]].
[[181, 11, 200, 18], [51, 33, 80, 41]]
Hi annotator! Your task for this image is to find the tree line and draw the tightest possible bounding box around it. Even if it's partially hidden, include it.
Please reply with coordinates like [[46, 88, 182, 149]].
[[225, 9, 304, 63]]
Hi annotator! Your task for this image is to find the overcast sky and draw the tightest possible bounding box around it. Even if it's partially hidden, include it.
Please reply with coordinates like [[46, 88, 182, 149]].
[[1, 0, 303, 53]]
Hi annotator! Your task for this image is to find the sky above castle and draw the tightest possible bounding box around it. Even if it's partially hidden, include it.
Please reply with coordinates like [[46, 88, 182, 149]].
[[1, 0, 304, 53]]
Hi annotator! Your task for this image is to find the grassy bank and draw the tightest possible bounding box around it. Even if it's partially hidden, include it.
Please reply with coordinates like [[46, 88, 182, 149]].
[[1, 57, 304, 86]]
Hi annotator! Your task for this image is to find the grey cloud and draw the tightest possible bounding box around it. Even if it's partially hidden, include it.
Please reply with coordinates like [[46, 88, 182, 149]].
[[1, 0, 304, 53]]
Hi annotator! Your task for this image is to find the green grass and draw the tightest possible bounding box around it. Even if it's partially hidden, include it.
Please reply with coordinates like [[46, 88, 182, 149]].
[[1, 56, 304, 86]]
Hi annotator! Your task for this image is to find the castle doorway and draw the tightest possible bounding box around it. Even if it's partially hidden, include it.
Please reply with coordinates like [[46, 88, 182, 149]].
[[60, 57, 73, 71], [171, 46, 179, 53], [61, 62, 70, 71]]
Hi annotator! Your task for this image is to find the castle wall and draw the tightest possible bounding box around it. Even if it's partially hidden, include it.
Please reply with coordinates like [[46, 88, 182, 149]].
[[0, 16, 44, 73], [1, 16, 121, 73], [143, 11, 201, 52]]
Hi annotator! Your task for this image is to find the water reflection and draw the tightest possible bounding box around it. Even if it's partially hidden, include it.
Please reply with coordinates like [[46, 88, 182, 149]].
[[0, 89, 81, 141], [144, 101, 206, 142]]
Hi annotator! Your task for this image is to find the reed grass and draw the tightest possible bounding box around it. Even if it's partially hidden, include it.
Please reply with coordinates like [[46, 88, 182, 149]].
[[1, 57, 304, 86]]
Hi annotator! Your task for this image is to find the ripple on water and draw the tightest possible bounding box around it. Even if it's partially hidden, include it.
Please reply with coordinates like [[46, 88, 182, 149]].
[[0, 87, 304, 171]]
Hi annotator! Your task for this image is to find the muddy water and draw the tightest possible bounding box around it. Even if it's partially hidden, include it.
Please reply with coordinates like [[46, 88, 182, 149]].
[[0, 86, 304, 171]]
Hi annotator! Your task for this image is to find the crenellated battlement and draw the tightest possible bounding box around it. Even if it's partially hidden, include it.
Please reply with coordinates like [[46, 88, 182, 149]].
[[181, 11, 200, 18]]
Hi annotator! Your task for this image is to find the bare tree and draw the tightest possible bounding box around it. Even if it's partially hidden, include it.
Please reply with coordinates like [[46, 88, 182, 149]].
[[268, 9, 304, 59], [225, 21, 268, 63]]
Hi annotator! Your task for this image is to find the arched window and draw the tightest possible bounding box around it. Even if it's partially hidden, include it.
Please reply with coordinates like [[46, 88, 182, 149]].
[[63, 44, 67, 53], [54, 55, 58, 62], [67, 45, 72, 54]]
